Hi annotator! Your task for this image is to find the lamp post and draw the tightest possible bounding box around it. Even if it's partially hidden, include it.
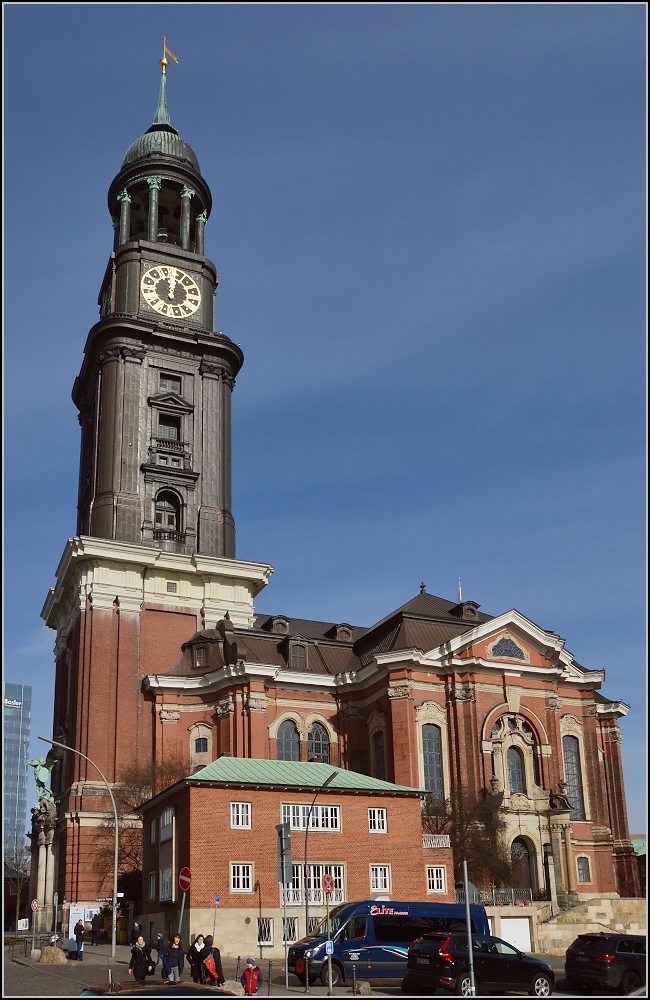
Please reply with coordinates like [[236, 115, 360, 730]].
[[303, 770, 336, 994], [39, 737, 119, 959]]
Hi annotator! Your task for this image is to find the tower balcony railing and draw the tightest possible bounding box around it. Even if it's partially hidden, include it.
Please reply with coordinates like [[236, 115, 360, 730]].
[[153, 529, 186, 544], [154, 437, 186, 453], [422, 834, 451, 848]]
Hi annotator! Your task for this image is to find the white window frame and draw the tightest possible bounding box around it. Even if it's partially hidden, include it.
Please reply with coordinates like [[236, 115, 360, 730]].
[[368, 808, 387, 833], [282, 917, 299, 943], [230, 801, 252, 830], [230, 863, 253, 893], [160, 866, 173, 902], [426, 865, 446, 893], [149, 872, 156, 901], [281, 803, 341, 831], [370, 865, 391, 893], [160, 807, 174, 843]]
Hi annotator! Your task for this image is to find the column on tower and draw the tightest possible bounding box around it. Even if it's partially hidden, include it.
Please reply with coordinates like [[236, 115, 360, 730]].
[[198, 362, 235, 557], [180, 185, 195, 250], [117, 188, 131, 245], [195, 210, 207, 255], [147, 176, 162, 242]]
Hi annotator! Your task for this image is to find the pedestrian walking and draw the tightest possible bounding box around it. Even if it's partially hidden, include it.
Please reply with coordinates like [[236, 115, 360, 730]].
[[90, 912, 101, 946], [201, 935, 225, 986], [155, 931, 165, 967], [130, 920, 144, 946], [128, 934, 155, 984], [241, 956, 263, 996], [74, 919, 85, 961], [187, 933, 206, 983], [161, 933, 185, 984]]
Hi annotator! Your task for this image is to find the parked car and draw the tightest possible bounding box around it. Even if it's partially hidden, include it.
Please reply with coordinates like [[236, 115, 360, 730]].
[[401, 932, 554, 996], [288, 899, 490, 985], [565, 932, 646, 995]]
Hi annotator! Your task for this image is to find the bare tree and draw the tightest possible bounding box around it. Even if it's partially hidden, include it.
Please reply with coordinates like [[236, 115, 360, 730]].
[[4, 835, 31, 933], [92, 753, 188, 913], [422, 788, 512, 888]]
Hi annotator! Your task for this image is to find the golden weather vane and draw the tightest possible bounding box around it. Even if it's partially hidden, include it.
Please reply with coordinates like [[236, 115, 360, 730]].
[[160, 36, 179, 75]]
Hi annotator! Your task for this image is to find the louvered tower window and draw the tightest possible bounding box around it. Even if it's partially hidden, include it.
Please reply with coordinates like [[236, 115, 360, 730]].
[[422, 724, 443, 799]]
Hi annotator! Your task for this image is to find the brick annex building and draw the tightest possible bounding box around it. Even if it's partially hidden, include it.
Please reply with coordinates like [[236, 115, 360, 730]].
[[39, 62, 639, 931]]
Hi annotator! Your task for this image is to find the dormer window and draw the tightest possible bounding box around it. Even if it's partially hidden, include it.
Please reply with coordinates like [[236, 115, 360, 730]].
[[160, 374, 181, 394], [272, 617, 289, 634], [194, 646, 208, 668], [290, 643, 307, 670], [336, 625, 352, 641]]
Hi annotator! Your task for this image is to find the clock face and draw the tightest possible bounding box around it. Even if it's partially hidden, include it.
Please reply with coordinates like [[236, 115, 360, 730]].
[[141, 265, 201, 318]]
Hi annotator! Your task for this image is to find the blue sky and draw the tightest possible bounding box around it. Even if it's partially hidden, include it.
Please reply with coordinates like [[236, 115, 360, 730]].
[[4, 5, 646, 833]]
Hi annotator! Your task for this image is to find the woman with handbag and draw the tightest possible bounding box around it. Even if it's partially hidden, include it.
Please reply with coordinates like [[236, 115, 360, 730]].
[[128, 935, 155, 984]]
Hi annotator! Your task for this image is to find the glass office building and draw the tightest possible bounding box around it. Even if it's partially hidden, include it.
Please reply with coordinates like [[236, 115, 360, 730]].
[[4, 683, 32, 851]]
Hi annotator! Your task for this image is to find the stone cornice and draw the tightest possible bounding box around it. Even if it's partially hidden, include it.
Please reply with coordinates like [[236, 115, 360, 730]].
[[596, 701, 630, 719]]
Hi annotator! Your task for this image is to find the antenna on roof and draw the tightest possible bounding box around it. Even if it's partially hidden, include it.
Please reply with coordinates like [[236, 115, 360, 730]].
[[420, 582, 426, 594], [458, 577, 462, 603]]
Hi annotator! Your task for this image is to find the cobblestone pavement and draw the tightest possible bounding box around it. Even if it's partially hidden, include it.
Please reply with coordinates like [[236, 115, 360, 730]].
[[2, 946, 582, 998]]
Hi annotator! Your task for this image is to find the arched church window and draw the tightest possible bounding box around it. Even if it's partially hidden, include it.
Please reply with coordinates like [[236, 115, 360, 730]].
[[562, 735, 586, 820], [507, 746, 526, 794], [290, 644, 307, 670], [492, 637, 526, 660], [422, 724, 443, 799], [155, 491, 181, 531], [308, 722, 330, 763], [277, 720, 300, 761], [511, 837, 534, 890], [372, 730, 386, 781]]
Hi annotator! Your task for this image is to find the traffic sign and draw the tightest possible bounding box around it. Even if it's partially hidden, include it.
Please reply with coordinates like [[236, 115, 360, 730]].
[[31, 899, 39, 911], [179, 867, 192, 891], [321, 874, 335, 894], [53, 892, 59, 907], [325, 940, 334, 955], [214, 894, 221, 905]]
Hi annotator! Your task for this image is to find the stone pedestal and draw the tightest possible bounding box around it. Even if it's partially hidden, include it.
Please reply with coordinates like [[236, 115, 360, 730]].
[[29, 797, 58, 932]]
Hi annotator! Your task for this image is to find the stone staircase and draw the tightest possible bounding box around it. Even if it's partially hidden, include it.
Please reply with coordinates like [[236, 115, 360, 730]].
[[536, 897, 646, 955]]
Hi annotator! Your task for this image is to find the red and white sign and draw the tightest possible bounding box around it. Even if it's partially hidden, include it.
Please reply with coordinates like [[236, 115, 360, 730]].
[[31, 899, 39, 911], [321, 874, 335, 894], [178, 867, 192, 891]]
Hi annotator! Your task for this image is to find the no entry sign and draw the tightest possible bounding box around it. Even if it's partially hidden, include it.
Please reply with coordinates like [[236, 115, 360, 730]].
[[31, 899, 39, 911], [179, 867, 192, 891]]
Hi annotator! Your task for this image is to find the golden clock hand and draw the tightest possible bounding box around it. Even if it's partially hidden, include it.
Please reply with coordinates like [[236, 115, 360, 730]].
[[167, 270, 178, 301]]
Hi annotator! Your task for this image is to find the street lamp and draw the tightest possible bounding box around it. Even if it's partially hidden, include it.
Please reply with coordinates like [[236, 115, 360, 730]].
[[303, 769, 337, 993], [39, 737, 119, 959]]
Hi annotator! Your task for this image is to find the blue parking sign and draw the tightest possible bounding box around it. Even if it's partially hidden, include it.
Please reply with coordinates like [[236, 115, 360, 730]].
[[325, 941, 334, 955], [215, 894, 221, 905]]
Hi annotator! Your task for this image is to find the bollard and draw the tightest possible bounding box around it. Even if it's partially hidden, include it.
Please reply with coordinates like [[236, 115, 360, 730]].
[[268, 959, 272, 995], [236, 956, 241, 981], [352, 963, 357, 995], [305, 953, 310, 994]]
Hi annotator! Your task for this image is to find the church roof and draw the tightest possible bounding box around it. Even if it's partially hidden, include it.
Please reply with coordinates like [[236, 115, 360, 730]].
[[121, 69, 200, 173], [187, 757, 424, 795]]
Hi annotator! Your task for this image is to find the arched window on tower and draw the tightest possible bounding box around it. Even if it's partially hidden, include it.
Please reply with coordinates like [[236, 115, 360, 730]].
[[277, 720, 300, 761], [154, 491, 182, 538], [422, 724, 443, 799], [562, 735, 586, 820], [308, 722, 330, 764], [507, 746, 526, 794]]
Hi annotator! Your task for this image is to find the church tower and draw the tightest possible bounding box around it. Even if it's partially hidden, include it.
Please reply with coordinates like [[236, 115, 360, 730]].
[[41, 59, 273, 913]]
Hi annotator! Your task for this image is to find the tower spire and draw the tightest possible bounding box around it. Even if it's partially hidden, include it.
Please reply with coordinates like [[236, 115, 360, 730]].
[[153, 38, 178, 126]]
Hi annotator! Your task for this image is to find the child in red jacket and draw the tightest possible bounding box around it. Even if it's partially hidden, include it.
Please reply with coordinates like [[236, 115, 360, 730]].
[[241, 956, 263, 995]]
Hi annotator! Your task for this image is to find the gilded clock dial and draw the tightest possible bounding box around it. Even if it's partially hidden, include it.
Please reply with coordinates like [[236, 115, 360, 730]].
[[141, 265, 201, 317]]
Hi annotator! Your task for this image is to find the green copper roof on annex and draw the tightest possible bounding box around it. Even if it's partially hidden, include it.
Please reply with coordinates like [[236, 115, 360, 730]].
[[187, 757, 425, 794]]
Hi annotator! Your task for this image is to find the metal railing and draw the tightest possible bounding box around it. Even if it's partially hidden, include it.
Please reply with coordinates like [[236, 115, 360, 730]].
[[153, 529, 186, 543], [154, 437, 185, 452], [422, 834, 451, 848], [280, 887, 345, 906], [455, 887, 533, 905]]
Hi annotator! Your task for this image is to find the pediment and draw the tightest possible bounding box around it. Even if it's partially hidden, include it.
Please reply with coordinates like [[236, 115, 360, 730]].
[[148, 391, 194, 413]]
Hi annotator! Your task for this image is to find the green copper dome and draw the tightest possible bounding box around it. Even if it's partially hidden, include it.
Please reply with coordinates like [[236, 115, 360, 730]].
[[121, 70, 200, 174]]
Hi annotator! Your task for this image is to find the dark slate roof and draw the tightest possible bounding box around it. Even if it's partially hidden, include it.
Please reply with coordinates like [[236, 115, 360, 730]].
[[253, 615, 368, 641]]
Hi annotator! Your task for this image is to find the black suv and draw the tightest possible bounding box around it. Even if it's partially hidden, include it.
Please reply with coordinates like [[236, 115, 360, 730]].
[[565, 932, 646, 995], [402, 932, 554, 996]]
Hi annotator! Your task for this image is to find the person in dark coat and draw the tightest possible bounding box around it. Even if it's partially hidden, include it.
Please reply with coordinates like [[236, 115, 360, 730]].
[[161, 934, 185, 983], [187, 934, 206, 983], [74, 919, 85, 961], [128, 935, 154, 984], [90, 913, 101, 946], [201, 935, 225, 985], [130, 921, 144, 946], [155, 931, 165, 967]]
